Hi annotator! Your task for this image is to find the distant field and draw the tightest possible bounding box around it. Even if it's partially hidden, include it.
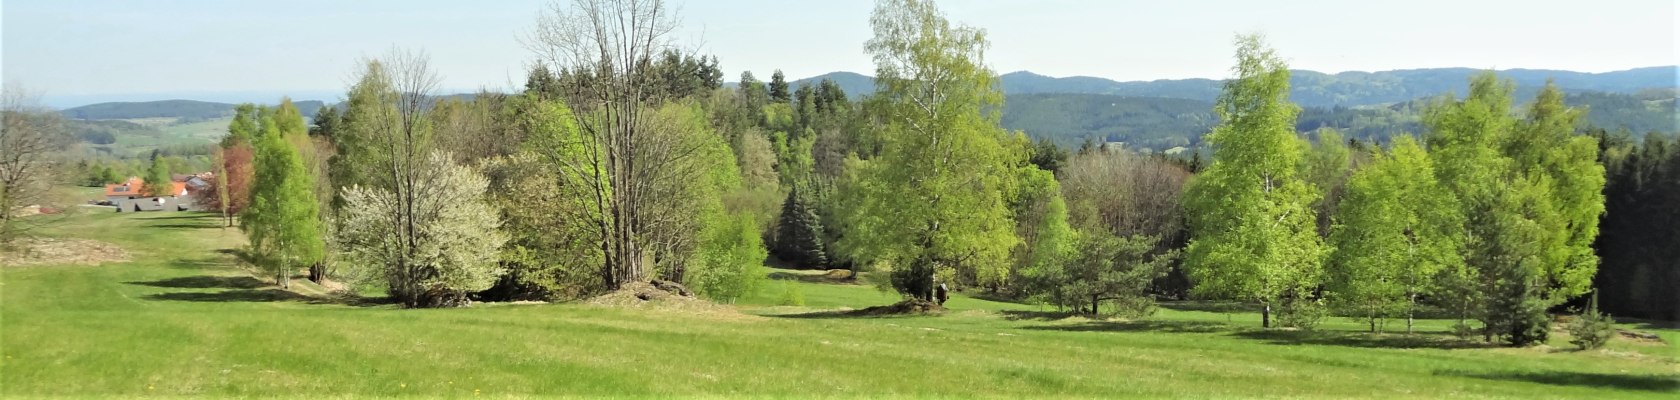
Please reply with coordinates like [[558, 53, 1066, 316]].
[[2, 211, 1675, 398], [159, 117, 235, 142]]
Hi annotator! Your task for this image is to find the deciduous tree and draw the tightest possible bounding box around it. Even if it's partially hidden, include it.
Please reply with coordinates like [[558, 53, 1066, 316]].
[[1181, 34, 1325, 328]]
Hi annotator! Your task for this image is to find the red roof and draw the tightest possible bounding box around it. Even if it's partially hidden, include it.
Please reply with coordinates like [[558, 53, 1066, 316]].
[[104, 177, 187, 198]]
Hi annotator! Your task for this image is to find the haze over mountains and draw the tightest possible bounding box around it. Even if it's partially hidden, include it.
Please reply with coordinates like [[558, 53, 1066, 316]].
[[61, 66, 1679, 151]]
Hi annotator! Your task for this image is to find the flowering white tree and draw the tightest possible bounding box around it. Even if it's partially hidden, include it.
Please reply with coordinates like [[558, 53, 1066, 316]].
[[338, 151, 506, 307]]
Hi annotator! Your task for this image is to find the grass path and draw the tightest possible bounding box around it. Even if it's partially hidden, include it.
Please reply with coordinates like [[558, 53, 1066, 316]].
[[2, 212, 1676, 398]]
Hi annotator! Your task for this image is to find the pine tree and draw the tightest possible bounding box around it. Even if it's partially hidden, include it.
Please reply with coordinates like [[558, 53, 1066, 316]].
[[774, 187, 828, 268]]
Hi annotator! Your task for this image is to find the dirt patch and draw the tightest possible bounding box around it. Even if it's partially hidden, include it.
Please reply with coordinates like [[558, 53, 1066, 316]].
[[0, 238, 130, 267], [822, 269, 856, 281], [583, 281, 758, 320], [1617, 330, 1666, 344], [850, 299, 946, 316]]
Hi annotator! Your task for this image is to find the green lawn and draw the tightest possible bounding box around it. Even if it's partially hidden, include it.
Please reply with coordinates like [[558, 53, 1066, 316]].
[[2, 212, 1676, 398]]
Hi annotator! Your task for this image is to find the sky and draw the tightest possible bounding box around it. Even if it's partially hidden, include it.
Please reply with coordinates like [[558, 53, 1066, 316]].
[[3, 0, 1676, 108]]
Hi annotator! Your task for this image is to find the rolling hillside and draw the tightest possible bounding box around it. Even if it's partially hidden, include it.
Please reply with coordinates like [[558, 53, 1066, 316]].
[[61, 99, 326, 120], [792, 66, 1678, 107]]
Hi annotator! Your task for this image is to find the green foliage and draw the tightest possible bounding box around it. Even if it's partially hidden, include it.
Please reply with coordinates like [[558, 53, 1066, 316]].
[[768, 70, 790, 103], [1427, 74, 1608, 345], [691, 212, 767, 303], [1594, 131, 1680, 321], [1568, 292, 1616, 350], [143, 151, 172, 196], [240, 110, 325, 288], [491, 100, 604, 300], [1030, 231, 1175, 316], [838, 0, 1022, 299], [1509, 82, 1605, 303], [1182, 34, 1326, 327], [772, 187, 827, 268], [773, 280, 806, 306], [1327, 136, 1463, 333]]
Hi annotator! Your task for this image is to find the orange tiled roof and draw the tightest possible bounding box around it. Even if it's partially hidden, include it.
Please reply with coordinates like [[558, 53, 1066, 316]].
[[103, 177, 186, 198]]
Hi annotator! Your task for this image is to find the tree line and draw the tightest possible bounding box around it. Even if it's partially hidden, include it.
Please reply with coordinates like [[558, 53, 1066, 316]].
[[158, 0, 1664, 347]]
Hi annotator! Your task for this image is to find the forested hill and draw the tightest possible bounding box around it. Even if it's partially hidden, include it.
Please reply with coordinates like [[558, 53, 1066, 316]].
[[793, 66, 1678, 107], [61, 99, 325, 120]]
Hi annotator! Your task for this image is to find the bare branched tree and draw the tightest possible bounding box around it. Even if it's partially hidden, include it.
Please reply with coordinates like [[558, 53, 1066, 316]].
[[526, 0, 711, 290], [1060, 151, 1189, 243], [0, 84, 71, 244]]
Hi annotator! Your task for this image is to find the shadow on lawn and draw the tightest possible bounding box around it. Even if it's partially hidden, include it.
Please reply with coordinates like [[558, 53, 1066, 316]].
[[1021, 319, 1232, 333], [129, 275, 265, 289], [150, 223, 220, 230], [1437, 370, 1680, 392], [144, 288, 314, 302], [1232, 329, 1489, 350]]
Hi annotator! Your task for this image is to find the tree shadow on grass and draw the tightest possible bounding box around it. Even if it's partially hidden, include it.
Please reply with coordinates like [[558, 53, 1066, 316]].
[[1232, 329, 1490, 350], [144, 288, 313, 302], [1021, 320, 1232, 334], [137, 214, 213, 221], [128, 275, 265, 289], [150, 223, 220, 230], [766, 271, 858, 285], [1157, 301, 1261, 313], [1436, 370, 1680, 392]]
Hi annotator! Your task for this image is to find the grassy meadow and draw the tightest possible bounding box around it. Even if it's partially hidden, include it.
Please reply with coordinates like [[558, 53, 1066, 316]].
[[1, 211, 1676, 398]]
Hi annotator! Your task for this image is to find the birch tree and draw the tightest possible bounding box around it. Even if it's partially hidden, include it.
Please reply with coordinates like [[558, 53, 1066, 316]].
[[1182, 34, 1326, 328]]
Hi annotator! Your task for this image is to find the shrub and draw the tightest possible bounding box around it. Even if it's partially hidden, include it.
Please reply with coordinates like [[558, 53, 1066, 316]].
[[1568, 292, 1616, 350], [774, 282, 806, 306]]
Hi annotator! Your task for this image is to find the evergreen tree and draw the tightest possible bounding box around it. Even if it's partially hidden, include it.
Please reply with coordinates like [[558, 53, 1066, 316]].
[[144, 151, 172, 198], [769, 69, 790, 103], [774, 187, 828, 268]]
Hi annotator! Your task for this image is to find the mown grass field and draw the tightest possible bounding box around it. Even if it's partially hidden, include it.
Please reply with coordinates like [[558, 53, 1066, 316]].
[[2, 212, 1676, 398]]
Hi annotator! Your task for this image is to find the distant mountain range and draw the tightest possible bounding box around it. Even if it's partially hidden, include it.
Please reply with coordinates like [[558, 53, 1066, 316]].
[[794, 66, 1678, 107], [62, 66, 1677, 152], [62, 99, 326, 120]]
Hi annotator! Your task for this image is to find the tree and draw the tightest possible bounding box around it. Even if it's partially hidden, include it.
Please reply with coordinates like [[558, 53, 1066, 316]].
[[338, 151, 507, 307], [769, 69, 791, 103], [0, 84, 70, 244], [1425, 72, 1551, 345], [1508, 81, 1605, 304], [1028, 138, 1068, 174], [1594, 132, 1680, 321], [529, 0, 738, 290], [1058, 150, 1191, 299], [1055, 232, 1176, 316], [144, 151, 173, 198], [241, 111, 324, 289], [836, 0, 1021, 301], [1302, 128, 1355, 238], [1327, 135, 1463, 333], [200, 143, 254, 227], [774, 187, 828, 268], [1181, 34, 1325, 328]]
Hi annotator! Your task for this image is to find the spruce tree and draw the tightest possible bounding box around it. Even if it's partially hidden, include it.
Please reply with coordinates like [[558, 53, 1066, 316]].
[[774, 187, 828, 268]]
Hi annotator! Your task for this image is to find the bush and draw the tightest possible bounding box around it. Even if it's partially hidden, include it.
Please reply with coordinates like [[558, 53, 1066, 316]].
[[774, 282, 806, 306], [1278, 297, 1328, 330], [1568, 293, 1616, 350]]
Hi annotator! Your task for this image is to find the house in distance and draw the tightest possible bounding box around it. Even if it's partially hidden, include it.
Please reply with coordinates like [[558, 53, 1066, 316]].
[[103, 174, 210, 212]]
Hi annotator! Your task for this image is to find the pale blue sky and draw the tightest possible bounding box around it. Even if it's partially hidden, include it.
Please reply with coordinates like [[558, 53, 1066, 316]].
[[4, 0, 1676, 107]]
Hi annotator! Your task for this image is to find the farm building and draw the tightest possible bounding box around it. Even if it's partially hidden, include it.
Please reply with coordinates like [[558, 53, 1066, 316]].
[[103, 175, 209, 212]]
